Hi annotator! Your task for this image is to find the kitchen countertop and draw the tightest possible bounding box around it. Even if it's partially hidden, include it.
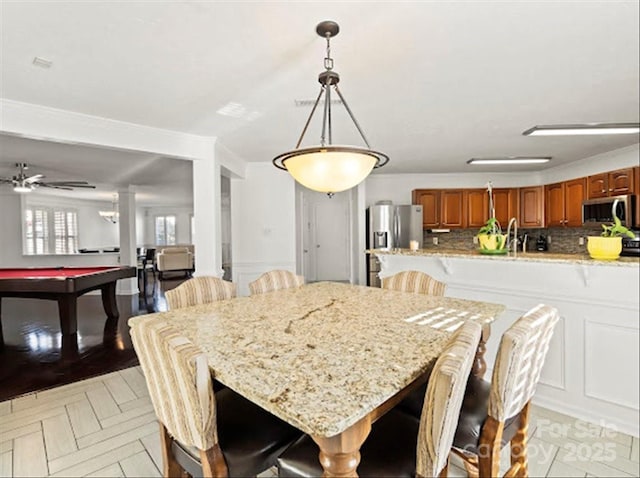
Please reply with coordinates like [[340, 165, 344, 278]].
[[368, 248, 640, 267]]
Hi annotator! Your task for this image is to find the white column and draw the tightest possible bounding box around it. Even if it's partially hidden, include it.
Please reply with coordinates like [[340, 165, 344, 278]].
[[0, 192, 24, 267], [193, 148, 223, 277], [118, 186, 138, 295]]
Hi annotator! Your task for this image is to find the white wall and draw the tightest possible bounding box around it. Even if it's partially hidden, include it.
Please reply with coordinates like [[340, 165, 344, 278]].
[[231, 163, 296, 295], [364, 143, 639, 207]]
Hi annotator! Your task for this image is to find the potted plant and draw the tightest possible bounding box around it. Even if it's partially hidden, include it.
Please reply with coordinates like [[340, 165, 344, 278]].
[[587, 215, 635, 260], [476, 183, 508, 254]]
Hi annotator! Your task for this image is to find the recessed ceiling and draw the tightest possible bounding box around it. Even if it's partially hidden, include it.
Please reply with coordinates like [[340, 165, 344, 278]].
[[0, 134, 193, 206], [0, 1, 638, 178]]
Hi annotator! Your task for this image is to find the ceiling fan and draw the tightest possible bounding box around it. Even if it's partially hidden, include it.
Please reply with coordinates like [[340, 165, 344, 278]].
[[0, 163, 96, 193]]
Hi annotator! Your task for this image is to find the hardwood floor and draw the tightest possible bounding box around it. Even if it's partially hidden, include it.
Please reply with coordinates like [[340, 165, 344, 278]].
[[0, 273, 186, 402]]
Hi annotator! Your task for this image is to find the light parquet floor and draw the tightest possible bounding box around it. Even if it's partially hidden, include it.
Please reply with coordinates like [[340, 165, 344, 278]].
[[0, 367, 637, 477]]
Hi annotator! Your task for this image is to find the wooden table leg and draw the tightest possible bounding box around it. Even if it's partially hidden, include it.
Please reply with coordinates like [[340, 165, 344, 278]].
[[472, 323, 491, 378], [311, 416, 371, 477], [0, 297, 4, 351], [57, 295, 78, 336], [101, 282, 119, 321]]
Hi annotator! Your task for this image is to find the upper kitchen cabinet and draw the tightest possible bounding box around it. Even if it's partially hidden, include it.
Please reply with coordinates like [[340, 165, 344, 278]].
[[635, 166, 640, 226], [466, 189, 488, 228], [545, 178, 586, 227], [412, 189, 465, 228], [466, 188, 517, 229], [587, 168, 635, 198], [412, 189, 439, 228], [492, 188, 518, 228], [520, 186, 545, 228]]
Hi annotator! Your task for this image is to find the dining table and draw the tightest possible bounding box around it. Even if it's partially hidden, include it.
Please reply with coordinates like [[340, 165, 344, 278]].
[[129, 281, 505, 476]]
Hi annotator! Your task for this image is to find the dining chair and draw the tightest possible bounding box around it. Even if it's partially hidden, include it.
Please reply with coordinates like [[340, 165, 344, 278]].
[[248, 270, 305, 295], [130, 316, 302, 478], [451, 304, 560, 478], [381, 270, 447, 296], [276, 321, 482, 478], [165, 276, 236, 310]]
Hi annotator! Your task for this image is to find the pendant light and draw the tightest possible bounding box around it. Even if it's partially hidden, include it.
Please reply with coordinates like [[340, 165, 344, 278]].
[[273, 21, 389, 197]]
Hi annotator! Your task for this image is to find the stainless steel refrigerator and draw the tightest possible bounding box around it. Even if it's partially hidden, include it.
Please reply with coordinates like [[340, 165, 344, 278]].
[[367, 204, 423, 250]]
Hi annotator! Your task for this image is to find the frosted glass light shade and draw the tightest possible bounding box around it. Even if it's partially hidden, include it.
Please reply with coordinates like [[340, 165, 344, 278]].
[[274, 146, 386, 194]]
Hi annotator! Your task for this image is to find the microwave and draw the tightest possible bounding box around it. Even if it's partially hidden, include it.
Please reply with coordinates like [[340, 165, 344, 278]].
[[582, 194, 636, 227]]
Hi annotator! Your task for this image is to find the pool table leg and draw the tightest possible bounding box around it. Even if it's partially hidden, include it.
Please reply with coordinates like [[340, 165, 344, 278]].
[[57, 295, 78, 336], [101, 282, 119, 321], [0, 297, 4, 351]]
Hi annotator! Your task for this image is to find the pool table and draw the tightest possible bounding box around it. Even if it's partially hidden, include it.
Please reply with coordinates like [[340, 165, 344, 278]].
[[0, 266, 136, 350]]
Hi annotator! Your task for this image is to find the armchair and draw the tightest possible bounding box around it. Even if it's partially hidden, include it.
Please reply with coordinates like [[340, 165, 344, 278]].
[[156, 247, 194, 279]]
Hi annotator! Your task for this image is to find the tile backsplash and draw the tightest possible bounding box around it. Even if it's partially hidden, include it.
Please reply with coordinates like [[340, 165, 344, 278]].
[[422, 226, 604, 254]]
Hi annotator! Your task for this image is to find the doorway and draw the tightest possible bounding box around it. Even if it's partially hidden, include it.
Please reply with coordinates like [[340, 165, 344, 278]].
[[301, 188, 351, 282]]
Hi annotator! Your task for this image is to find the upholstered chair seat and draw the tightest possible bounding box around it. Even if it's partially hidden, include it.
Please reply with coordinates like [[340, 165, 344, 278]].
[[277, 321, 483, 478], [249, 270, 305, 295]]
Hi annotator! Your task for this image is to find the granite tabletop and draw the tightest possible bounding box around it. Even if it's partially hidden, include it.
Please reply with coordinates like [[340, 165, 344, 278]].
[[368, 248, 640, 267], [128, 281, 505, 437]]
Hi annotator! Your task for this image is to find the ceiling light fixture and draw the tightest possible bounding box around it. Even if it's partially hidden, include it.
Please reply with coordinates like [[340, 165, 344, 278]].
[[13, 183, 33, 193], [273, 20, 389, 197], [467, 157, 552, 165], [523, 123, 640, 136], [99, 195, 119, 224]]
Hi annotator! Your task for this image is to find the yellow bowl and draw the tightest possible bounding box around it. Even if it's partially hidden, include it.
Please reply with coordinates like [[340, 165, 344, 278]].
[[477, 234, 507, 252], [587, 236, 622, 260]]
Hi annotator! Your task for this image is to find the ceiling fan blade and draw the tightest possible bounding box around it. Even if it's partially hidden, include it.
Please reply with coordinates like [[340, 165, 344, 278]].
[[0, 178, 14, 184], [45, 181, 93, 186], [25, 174, 44, 183], [38, 183, 73, 191]]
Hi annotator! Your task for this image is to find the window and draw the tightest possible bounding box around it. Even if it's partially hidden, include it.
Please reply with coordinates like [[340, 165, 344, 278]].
[[155, 215, 176, 245], [24, 207, 78, 255], [25, 208, 49, 254], [54, 210, 79, 254]]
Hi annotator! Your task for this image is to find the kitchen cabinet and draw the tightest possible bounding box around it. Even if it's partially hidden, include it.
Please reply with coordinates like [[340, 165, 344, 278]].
[[466, 190, 488, 228], [587, 168, 635, 199], [520, 186, 544, 228], [492, 188, 519, 229], [466, 188, 518, 229], [635, 166, 640, 226], [545, 178, 586, 227], [411, 189, 465, 228]]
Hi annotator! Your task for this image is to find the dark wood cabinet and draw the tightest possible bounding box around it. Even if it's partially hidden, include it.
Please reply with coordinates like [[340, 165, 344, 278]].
[[412, 189, 439, 228], [440, 190, 465, 227], [520, 186, 544, 228], [545, 178, 586, 227], [492, 189, 518, 229], [588, 168, 635, 199], [466, 189, 488, 228], [635, 167, 640, 226], [412, 189, 464, 228], [466, 188, 517, 229]]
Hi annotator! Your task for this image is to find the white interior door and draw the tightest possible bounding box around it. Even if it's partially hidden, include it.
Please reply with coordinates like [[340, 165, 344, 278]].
[[304, 190, 350, 282]]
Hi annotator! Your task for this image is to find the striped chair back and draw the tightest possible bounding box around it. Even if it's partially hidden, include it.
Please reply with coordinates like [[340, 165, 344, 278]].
[[489, 304, 559, 421], [248, 270, 305, 295], [382, 270, 447, 296], [165, 276, 236, 309], [417, 321, 482, 477], [130, 316, 218, 451]]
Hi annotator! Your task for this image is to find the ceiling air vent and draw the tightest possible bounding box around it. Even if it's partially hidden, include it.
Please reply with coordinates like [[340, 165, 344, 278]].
[[32, 57, 53, 68]]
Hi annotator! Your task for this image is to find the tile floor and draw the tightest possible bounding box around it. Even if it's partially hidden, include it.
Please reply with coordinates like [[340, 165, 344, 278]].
[[0, 367, 638, 477]]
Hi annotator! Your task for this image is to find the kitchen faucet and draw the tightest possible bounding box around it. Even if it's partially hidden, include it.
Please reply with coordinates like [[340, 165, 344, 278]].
[[506, 217, 518, 257]]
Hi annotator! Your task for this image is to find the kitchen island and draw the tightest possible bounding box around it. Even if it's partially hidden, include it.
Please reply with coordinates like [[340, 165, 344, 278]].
[[370, 248, 640, 436]]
